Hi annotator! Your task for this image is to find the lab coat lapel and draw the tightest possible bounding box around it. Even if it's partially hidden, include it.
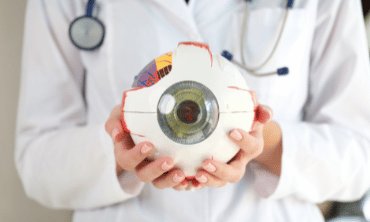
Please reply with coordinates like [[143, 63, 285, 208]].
[[149, 0, 200, 38]]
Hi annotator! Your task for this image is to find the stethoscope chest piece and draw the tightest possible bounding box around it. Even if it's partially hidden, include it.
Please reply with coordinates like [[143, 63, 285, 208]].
[[69, 0, 105, 51]]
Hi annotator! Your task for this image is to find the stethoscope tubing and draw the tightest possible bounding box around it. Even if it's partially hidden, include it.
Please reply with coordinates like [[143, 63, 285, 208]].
[[70, 0, 294, 76], [86, 0, 95, 17], [240, 0, 291, 73], [223, 0, 294, 76]]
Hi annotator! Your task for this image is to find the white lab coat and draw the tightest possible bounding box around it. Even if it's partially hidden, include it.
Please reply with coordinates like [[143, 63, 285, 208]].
[[15, 0, 370, 221]]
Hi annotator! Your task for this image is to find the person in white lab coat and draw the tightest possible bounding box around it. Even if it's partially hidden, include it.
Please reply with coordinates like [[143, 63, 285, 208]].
[[15, 0, 370, 221]]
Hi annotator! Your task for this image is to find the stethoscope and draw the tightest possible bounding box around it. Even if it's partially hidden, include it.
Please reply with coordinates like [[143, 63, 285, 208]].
[[222, 0, 294, 76], [69, 0, 104, 51], [70, 0, 294, 76]]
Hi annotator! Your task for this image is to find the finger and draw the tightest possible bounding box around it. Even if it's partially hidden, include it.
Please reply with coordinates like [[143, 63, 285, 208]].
[[105, 105, 125, 143], [251, 119, 265, 134], [115, 141, 154, 171], [195, 170, 228, 187], [201, 155, 247, 183], [135, 157, 175, 183], [152, 169, 185, 189], [229, 129, 263, 158], [119, 131, 136, 150], [173, 180, 189, 191], [256, 105, 273, 124]]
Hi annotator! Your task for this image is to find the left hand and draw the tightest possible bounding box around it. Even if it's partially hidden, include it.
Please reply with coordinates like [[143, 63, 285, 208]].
[[192, 104, 273, 189]]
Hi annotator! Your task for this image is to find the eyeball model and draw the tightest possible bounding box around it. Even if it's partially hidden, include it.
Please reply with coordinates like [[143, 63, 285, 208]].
[[121, 42, 258, 178]]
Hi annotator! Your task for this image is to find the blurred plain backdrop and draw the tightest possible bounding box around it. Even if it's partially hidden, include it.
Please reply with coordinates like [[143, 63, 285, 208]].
[[0, 0, 72, 221], [1, 0, 370, 222]]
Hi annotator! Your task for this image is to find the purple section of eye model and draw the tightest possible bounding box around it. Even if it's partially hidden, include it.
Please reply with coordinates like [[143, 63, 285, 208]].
[[132, 60, 157, 88]]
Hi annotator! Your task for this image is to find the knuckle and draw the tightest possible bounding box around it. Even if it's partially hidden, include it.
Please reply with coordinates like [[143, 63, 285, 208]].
[[255, 147, 263, 157], [245, 142, 259, 156], [173, 186, 182, 191], [130, 153, 143, 164], [230, 172, 243, 183], [229, 177, 239, 183], [126, 165, 135, 171], [121, 162, 133, 171], [235, 174, 243, 182], [218, 170, 229, 180], [237, 170, 245, 182], [136, 172, 150, 183], [249, 144, 263, 158], [142, 178, 151, 183], [214, 180, 227, 187], [152, 182, 164, 190], [238, 140, 250, 152], [104, 120, 111, 133], [122, 159, 138, 172], [113, 146, 120, 158]]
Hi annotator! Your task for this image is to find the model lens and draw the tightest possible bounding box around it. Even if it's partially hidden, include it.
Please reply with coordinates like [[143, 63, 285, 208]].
[[176, 100, 201, 124], [157, 81, 219, 145]]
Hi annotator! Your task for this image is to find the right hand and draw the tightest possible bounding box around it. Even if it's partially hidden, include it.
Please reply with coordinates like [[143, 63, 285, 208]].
[[105, 105, 189, 191]]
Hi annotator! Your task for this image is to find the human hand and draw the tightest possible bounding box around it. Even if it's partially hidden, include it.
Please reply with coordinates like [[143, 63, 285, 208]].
[[105, 105, 188, 191], [192, 104, 273, 189]]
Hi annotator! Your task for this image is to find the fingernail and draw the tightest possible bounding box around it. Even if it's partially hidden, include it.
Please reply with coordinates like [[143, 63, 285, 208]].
[[141, 143, 152, 154], [203, 162, 216, 173], [230, 130, 242, 141], [196, 174, 208, 183], [112, 128, 120, 142], [161, 161, 173, 171], [173, 173, 184, 183]]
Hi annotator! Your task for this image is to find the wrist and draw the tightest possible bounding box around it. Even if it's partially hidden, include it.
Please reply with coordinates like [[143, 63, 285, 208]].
[[254, 121, 283, 176]]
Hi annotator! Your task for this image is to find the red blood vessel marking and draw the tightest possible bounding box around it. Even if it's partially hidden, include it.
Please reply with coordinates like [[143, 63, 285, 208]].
[[131, 133, 145, 138], [178, 42, 213, 67], [121, 86, 146, 134]]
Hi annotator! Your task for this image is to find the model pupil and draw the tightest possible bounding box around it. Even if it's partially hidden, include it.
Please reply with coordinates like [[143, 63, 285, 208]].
[[176, 100, 200, 124]]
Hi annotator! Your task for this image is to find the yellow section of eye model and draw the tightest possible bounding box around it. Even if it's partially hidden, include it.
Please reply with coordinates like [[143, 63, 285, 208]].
[[155, 52, 172, 70]]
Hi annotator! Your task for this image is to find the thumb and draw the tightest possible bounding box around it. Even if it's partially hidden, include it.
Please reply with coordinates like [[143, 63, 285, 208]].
[[256, 105, 273, 124]]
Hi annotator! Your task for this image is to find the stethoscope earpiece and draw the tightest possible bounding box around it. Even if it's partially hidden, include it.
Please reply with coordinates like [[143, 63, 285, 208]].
[[69, 0, 105, 51], [277, 67, 289, 76], [221, 50, 233, 61]]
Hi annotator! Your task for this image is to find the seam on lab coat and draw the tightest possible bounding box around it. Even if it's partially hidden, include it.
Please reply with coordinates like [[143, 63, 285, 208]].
[[41, 0, 76, 78]]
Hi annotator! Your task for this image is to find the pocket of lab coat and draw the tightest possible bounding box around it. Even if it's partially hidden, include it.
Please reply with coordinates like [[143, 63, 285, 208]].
[[241, 7, 312, 107]]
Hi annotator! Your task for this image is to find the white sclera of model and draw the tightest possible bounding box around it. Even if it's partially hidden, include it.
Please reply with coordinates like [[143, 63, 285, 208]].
[[122, 43, 256, 177]]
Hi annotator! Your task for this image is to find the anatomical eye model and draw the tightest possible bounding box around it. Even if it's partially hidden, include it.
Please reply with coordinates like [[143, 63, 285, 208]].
[[121, 42, 257, 186]]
